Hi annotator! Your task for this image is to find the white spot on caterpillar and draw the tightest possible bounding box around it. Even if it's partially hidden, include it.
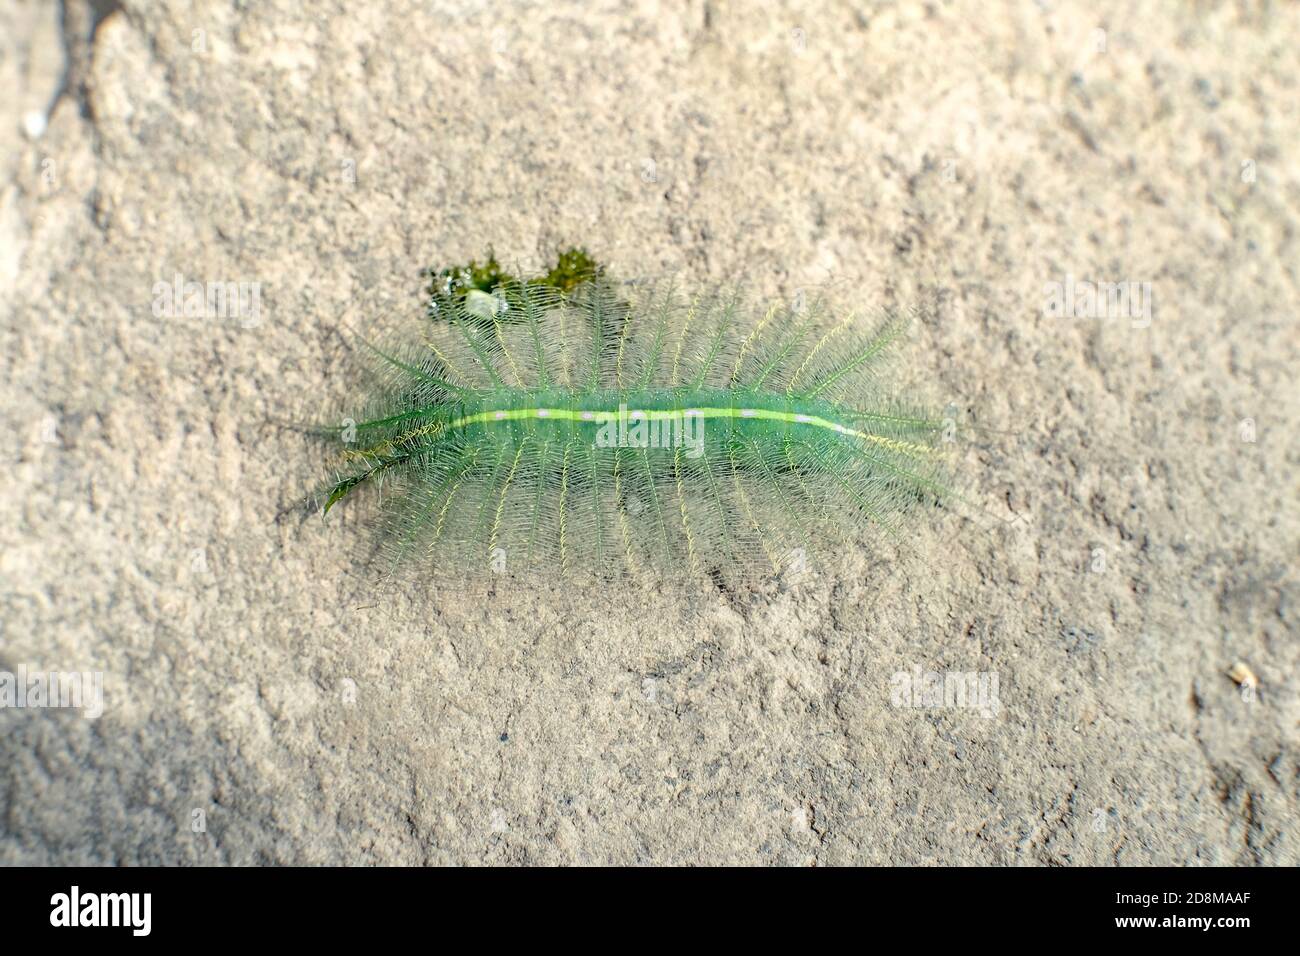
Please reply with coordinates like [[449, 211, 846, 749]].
[[795, 414, 812, 423], [630, 410, 645, 420], [536, 409, 549, 418], [684, 409, 701, 417], [494, 411, 507, 420], [741, 409, 756, 417], [581, 411, 595, 420]]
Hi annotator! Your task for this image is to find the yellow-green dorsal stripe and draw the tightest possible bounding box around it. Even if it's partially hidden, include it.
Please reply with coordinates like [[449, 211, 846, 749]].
[[446, 406, 928, 455]]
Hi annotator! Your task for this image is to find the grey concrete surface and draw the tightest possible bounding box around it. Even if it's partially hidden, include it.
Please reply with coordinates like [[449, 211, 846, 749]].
[[0, 0, 1296, 864]]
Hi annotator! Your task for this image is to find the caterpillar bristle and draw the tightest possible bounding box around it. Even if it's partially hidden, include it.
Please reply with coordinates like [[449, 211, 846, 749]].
[[315, 275, 952, 582]]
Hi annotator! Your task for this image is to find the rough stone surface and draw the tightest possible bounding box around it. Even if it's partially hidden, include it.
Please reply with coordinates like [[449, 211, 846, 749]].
[[1, 0, 1296, 865]]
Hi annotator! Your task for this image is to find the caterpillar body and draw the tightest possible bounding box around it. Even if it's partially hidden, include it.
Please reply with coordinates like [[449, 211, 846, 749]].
[[320, 277, 948, 581]]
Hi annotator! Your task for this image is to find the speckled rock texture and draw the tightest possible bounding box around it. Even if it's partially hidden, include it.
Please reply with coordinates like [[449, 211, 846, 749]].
[[1, 0, 1295, 865]]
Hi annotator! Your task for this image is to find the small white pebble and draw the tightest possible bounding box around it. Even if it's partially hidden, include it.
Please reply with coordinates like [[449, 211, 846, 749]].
[[22, 111, 47, 140], [1228, 662, 1258, 688]]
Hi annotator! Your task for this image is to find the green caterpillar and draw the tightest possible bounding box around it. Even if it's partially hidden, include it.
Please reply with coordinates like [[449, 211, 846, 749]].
[[319, 276, 949, 581]]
